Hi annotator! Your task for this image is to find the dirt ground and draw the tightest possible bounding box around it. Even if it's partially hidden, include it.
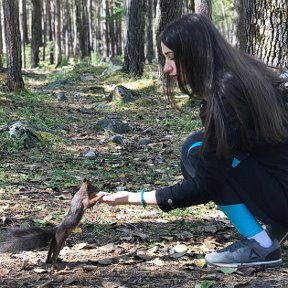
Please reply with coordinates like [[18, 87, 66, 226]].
[[0, 66, 288, 287]]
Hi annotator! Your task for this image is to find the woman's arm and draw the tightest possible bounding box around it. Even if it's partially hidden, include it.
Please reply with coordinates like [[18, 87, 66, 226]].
[[98, 190, 158, 206]]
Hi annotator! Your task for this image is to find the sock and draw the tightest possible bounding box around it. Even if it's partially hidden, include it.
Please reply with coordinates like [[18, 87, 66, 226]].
[[218, 203, 272, 248], [248, 230, 273, 248]]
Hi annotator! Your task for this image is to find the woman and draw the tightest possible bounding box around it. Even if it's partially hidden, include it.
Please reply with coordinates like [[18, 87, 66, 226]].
[[98, 14, 288, 268]]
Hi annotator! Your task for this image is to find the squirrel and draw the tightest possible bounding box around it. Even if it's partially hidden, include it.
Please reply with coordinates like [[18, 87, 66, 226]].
[[0, 178, 101, 273]]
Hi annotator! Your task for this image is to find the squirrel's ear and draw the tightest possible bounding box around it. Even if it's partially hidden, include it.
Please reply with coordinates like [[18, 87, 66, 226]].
[[83, 178, 90, 184]]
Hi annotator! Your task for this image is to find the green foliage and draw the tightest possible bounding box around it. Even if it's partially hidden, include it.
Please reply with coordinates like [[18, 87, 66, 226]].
[[91, 52, 101, 65], [100, 6, 124, 22], [159, 207, 193, 220], [195, 280, 214, 288], [212, 0, 235, 41]]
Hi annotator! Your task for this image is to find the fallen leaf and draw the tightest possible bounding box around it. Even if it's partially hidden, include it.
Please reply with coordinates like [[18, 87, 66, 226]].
[[82, 265, 98, 272], [64, 278, 77, 285], [147, 257, 165, 266], [133, 231, 148, 240], [101, 280, 121, 288], [193, 258, 206, 268], [98, 258, 113, 265], [59, 246, 71, 256], [33, 268, 47, 274], [174, 243, 188, 253], [0, 268, 10, 277], [201, 273, 220, 280], [217, 267, 237, 275], [195, 280, 214, 288], [146, 245, 159, 255], [73, 242, 90, 250], [170, 251, 187, 259], [98, 243, 116, 253], [72, 226, 83, 234], [161, 236, 174, 241]]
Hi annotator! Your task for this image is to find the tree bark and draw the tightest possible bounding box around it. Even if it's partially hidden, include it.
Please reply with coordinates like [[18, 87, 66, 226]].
[[194, 0, 212, 18], [145, 0, 154, 63], [156, 0, 183, 71], [3, 0, 24, 91], [55, 0, 62, 66], [0, 0, 3, 70], [122, 0, 145, 76], [236, 0, 288, 69], [31, 0, 42, 68]]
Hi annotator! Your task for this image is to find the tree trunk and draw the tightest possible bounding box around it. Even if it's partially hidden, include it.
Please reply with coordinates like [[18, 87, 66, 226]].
[[64, 0, 70, 59], [3, 0, 24, 91], [46, 0, 54, 64], [195, 0, 212, 18], [55, 0, 62, 66], [234, 0, 247, 51], [115, 0, 122, 56], [42, 1, 47, 61], [156, 0, 183, 71], [145, 0, 154, 63], [236, 0, 288, 69], [122, 0, 145, 77], [0, 0, 3, 70], [31, 0, 42, 68], [19, 0, 27, 67]]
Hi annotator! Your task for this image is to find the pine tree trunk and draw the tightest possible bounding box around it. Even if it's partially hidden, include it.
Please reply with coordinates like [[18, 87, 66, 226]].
[[194, 0, 212, 18], [3, 0, 24, 91], [19, 0, 27, 67], [31, 0, 42, 68], [55, 0, 62, 66], [156, 0, 183, 71], [146, 0, 154, 63], [0, 0, 3, 70], [122, 0, 145, 76], [47, 0, 54, 64], [236, 0, 288, 69]]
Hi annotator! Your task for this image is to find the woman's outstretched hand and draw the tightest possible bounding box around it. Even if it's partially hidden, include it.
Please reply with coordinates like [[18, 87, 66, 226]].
[[97, 190, 157, 206], [97, 191, 133, 205]]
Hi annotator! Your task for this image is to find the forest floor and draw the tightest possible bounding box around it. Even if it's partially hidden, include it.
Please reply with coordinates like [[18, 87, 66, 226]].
[[0, 63, 287, 288]]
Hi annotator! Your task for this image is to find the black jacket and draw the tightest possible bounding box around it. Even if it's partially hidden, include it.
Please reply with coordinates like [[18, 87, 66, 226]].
[[156, 87, 288, 212]]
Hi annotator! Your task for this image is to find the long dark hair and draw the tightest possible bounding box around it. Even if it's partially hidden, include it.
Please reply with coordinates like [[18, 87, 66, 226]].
[[160, 13, 288, 158]]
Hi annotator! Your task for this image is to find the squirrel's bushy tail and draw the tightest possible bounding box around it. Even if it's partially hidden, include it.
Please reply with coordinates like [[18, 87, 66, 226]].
[[0, 227, 56, 252]]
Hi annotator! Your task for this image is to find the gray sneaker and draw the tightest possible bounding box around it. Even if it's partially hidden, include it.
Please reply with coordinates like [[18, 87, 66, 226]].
[[205, 238, 282, 268]]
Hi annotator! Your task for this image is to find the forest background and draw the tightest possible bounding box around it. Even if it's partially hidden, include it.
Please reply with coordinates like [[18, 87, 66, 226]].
[[0, 1, 288, 288]]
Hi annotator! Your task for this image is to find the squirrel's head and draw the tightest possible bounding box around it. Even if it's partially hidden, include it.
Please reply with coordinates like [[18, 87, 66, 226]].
[[82, 178, 98, 198]]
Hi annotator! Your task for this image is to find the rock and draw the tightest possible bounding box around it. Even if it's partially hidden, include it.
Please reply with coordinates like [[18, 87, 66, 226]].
[[138, 138, 151, 146], [79, 107, 93, 114], [108, 85, 138, 103], [80, 73, 94, 81], [46, 78, 73, 89], [7, 121, 39, 148], [8, 121, 26, 137], [88, 86, 105, 94], [72, 91, 81, 99], [56, 91, 67, 101], [109, 135, 125, 145], [96, 119, 133, 134], [142, 127, 154, 134], [83, 150, 97, 159], [97, 103, 109, 110]]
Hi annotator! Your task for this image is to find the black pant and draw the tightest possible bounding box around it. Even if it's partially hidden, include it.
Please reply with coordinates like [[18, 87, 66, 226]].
[[181, 131, 288, 230]]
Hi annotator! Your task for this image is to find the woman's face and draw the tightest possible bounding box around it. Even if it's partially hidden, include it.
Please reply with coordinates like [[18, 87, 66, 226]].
[[161, 42, 177, 81]]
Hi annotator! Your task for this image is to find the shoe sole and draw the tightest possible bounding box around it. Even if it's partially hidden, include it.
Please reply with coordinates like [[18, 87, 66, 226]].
[[206, 258, 283, 268]]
